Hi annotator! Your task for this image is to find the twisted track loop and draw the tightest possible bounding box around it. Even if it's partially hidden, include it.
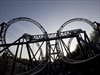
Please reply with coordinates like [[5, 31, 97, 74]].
[[57, 18, 99, 64], [0, 17, 100, 75], [0, 17, 48, 75], [58, 18, 96, 32]]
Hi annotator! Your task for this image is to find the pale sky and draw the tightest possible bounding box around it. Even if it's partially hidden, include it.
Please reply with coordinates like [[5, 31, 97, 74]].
[[0, 0, 100, 32], [0, 0, 100, 58]]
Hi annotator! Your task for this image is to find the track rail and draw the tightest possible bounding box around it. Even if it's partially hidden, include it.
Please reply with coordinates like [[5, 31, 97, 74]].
[[16, 60, 48, 75], [0, 17, 100, 75], [0, 29, 83, 47]]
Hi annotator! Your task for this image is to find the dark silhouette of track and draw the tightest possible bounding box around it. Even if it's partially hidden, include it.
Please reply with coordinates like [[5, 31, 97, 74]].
[[0, 17, 100, 75]]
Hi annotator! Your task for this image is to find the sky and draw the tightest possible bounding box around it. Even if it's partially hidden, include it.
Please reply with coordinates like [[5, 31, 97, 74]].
[[0, 0, 100, 58]]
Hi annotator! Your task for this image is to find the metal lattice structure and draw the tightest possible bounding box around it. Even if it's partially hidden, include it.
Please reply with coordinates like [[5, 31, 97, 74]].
[[0, 17, 100, 75]]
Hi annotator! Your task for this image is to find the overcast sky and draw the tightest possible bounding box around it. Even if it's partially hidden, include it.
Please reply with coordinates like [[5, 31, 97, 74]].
[[0, 0, 100, 40], [0, 0, 100, 57], [0, 0, 100, 31]]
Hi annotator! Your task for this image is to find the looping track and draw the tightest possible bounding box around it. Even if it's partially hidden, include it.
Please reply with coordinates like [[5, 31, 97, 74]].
[[0, 17, 100, 75]]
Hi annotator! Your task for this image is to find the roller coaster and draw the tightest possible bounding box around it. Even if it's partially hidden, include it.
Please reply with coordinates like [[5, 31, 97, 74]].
[[0, 17, 100, 75]]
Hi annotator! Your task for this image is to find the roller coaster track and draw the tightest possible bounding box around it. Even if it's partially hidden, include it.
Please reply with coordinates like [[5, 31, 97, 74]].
[[58, 18, 98, 53], [0, 36, 48, 75], [62, 53, 100, 64], [16, 60, 48, 75], [58, 18, 96, 32], [0, 17, 100, 75], [0, 28, 100, 75], [57, 18, 100, 65], [0, 17, 48, 75], [0, 17, 47, 56], [0, 29, 84, 47]]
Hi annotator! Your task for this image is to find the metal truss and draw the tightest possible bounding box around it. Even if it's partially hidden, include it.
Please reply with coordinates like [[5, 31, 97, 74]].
[[0, 17, 100, 75]]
